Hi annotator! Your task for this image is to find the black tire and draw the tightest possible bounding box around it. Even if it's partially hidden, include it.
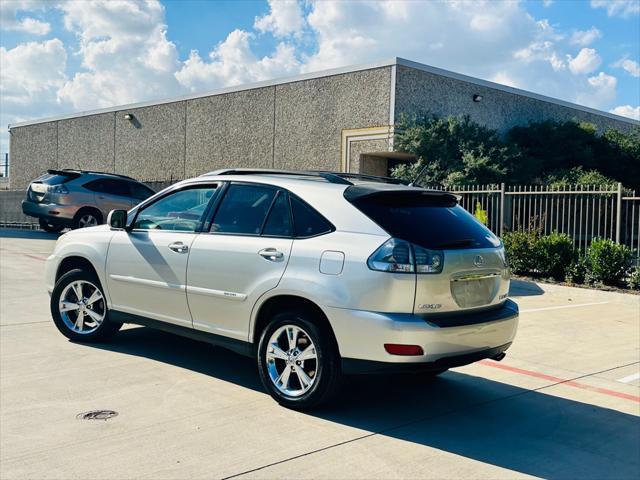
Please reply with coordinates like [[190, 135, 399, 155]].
[[50, 268, 121, 342], [72, 208, 103, 229], [39, 218, 64, 233], [257, 311, 342, 410]]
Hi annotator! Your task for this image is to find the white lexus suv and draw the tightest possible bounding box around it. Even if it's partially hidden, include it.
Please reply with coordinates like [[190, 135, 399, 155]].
[[45, 169, 518, 409]]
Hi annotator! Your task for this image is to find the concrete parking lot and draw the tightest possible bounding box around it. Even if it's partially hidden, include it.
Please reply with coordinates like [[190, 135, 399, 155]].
[[1, 229, 639, 480]]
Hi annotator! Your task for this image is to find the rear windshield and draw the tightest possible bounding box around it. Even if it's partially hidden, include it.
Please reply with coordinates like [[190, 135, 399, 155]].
[[349, 192, 500, 250], [33, 172, 77, 185]]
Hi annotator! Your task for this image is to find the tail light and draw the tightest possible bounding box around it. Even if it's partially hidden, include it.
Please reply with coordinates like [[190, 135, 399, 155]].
[[48, 184, 69, 194], [367, 238, 444, 274]]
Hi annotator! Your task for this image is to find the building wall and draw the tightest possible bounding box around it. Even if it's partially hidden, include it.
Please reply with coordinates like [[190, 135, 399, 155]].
[[274, 68, 392, 171], [58, 113, 115, 172], [394, 65, 636, 134], [8, 67, 392, 189], [186, 87, 275, 177], [10, 122, 57, 190]]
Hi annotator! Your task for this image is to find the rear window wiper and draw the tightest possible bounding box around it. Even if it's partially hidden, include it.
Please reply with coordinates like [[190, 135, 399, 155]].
[[433, 239, 476, 249]]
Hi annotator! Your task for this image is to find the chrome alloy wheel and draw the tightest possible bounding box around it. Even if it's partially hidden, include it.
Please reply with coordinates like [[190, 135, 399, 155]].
[[78, 214, 99, 228], [266, 325, 318, 397], [58, 280, 106, 334]]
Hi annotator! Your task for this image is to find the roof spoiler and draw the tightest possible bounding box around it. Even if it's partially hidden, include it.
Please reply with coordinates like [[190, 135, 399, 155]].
[[343, 184, 460, 203], [46, 169, 81, 178]]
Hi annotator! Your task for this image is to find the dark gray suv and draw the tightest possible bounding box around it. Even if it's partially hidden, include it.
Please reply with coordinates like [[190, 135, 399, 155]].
[[22, 169, 155, 232]]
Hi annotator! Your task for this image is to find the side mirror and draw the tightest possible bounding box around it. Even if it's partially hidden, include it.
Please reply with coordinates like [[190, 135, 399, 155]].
[[107, 209, 128, 229]]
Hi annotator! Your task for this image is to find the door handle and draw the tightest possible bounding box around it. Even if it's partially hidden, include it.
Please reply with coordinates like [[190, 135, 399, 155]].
[[168, 242, 189, 253], [258, 248, 284, 261]]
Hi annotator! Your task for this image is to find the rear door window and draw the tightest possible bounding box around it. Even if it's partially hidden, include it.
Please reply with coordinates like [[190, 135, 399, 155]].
[[84, 179, 130, 197], [262, 192, 292, 237], [211, 184, 277, 235], [348, 192, 500, 249]]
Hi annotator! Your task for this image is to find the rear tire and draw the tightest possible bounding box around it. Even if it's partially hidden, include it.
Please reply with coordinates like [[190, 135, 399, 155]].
[[257, 311, 342, 410], [50, 268, 121, 342], [72, 208, 102, 229], [39, 218, 64, 233]]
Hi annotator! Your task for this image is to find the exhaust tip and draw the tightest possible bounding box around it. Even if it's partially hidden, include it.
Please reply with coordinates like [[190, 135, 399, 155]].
[[491, 352, 506, 362]]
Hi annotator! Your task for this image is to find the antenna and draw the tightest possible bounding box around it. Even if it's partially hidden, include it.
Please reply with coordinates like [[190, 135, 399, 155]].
[[408, 161, 429, 187]]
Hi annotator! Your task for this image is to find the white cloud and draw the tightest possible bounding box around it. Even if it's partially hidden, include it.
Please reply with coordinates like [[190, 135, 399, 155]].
[[1, 39, 67, 106], [591, 0, 640, 17], [577, 72, 617, 108], [0, 0, 51, 35], [567, 48, 602, 74], [303, 0, 539, 74], [57, 0, 181, 109], [543, 0, 554, 6], [490, 71, 521, 88], [570, 27, 601, 46], [175, 30, 300, 92], [0, 38, 67, 151], [610, 105, 640, 120], [254, 0, 304, 37], [614, 58, 640, 77]]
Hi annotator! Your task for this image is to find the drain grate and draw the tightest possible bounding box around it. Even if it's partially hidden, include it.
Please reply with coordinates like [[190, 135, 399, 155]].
[[76, 410, 118, 421]]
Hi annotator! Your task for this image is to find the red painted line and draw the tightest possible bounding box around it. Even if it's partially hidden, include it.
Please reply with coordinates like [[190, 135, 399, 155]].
[[478, 360, 640, 403], [0, 248, 47, 261]]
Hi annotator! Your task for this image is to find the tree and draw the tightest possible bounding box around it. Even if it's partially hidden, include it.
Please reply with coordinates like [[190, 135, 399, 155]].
[[391, 114, 640, 190], [391, 114, 518, 186]]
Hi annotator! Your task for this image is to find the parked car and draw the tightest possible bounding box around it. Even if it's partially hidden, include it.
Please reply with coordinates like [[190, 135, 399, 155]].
[[22, 169, 155, 232], [44, 169, 518, 409]]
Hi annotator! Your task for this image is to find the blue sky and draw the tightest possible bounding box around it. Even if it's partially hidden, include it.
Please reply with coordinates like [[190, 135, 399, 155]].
[[1, 0, 639, 152]]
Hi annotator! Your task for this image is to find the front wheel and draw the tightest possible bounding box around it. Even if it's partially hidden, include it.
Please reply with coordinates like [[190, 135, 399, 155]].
[[257, 312, 342, 410], [50, 268, 121, 342]]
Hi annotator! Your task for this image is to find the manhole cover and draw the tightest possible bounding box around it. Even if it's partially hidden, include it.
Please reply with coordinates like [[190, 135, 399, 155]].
[[76, 410, 118, 421]]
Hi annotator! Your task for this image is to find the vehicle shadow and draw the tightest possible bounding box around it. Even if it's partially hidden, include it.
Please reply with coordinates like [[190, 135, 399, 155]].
[[0, 228, 63, 240], [86, 326, 640, 479], [509, 279, 545, 297]]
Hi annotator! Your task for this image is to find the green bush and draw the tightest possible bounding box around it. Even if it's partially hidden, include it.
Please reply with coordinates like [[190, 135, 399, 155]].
[[565, 256, 588, 284], [392, 114, 640, 190], [585, 238, 633, 286], [502, 231, 538, 275], [535, 233, 575, 280], [627, 267, 640, 290]]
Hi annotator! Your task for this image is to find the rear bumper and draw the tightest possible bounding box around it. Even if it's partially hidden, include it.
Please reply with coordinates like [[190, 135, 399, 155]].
[[326, 299, 519, 370], [22, 200, 75, 224], [342, 342, 512, 374]]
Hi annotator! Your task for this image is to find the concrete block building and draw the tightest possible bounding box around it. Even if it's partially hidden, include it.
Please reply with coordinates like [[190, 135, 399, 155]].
[[8, 57, 639, 189]]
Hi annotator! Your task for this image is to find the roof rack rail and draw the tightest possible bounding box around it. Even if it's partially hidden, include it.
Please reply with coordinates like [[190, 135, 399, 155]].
[[50, 169, 137, 181], [327, 172, 409, 185], [202, 168, 411, 186], [202, 168, 353, 185]]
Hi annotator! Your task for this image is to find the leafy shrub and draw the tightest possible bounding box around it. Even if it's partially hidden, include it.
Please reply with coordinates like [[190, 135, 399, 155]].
[[586, 238, 632, 286], [565, 256, 588, 284], [502, 231, 538, 275], [391, 114, 518, 186], [545, 167, 617, 189], [627, 267, 640, 290], [392, 114, 640, 190], [535, 233, 575, 280]]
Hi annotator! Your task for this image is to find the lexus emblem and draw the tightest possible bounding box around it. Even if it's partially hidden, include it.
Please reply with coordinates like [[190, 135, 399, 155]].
[[473, 255, 484, 267]]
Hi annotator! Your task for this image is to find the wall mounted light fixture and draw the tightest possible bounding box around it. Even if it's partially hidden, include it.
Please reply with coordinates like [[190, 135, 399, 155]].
[[124, 113, 133, 120], [473, 94, 483, 102]]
